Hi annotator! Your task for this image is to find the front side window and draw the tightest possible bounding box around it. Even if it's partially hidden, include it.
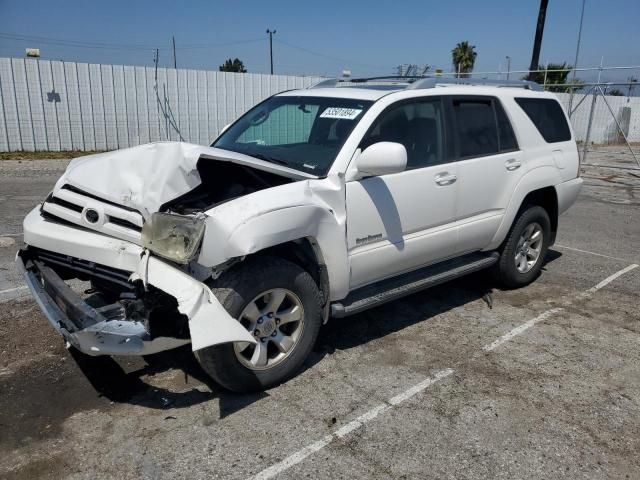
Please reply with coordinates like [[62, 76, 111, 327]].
[[214, 96, 373, 175], [361, 98, 448, 169]]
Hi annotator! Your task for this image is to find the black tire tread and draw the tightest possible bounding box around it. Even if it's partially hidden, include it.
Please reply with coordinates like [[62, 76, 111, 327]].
[[195, 256, 322, 392], [493, 205, 551, 289]]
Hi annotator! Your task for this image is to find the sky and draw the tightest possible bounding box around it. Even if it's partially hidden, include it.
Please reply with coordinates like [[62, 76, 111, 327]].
[[0, 0, 638, 82]]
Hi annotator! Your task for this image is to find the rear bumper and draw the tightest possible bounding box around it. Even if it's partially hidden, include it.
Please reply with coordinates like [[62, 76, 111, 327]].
[[17, 249, 190, 356], [555, 177, 583, 215]]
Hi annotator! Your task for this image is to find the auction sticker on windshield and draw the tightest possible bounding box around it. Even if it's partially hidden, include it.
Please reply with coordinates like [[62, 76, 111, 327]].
[[320, 107, 363, 120]]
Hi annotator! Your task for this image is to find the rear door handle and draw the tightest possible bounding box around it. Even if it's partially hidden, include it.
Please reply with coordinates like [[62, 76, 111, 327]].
[[505, 159, 522, 171], [435, 173, 457, 186]]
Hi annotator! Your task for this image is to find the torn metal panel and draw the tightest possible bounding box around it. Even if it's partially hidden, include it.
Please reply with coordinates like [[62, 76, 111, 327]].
[[132, 252, 257, 351], [198, 174, 351, 299], [17, 251, 190, 356]]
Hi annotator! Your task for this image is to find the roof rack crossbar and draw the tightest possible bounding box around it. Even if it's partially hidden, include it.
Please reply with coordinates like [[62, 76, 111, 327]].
[[407, 77, 543, 91], [308, 76, 543, 91]]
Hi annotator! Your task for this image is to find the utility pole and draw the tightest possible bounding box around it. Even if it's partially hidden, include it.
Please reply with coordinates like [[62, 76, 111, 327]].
[[568, 0, 586, 116], [505, 56, 511, 80], [266, 29, 276, 74], [172, 36, 177, 69], [528, 0, 549, 80]]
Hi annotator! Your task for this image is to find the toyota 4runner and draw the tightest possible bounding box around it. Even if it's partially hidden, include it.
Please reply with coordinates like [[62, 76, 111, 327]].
[[17, 77, 582, 392]]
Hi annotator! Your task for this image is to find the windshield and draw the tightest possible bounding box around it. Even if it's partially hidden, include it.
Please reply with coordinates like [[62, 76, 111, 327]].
[[213, 96, 373, 176]]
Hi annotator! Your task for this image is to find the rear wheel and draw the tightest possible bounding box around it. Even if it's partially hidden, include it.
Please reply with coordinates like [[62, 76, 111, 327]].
[[493, 205, 551, 288], [195, 256, 322, 392]]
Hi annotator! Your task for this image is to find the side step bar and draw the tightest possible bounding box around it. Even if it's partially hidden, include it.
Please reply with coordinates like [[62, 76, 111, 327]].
[[331, 252, 499, 318]]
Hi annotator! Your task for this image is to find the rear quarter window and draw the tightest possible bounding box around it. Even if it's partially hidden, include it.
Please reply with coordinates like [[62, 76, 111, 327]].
[[515, 98, 571, 143]]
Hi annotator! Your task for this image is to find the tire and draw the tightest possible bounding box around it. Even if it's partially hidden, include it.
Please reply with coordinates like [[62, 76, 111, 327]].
[[493, 205, 551, 289], [195, 256, 322, 392]]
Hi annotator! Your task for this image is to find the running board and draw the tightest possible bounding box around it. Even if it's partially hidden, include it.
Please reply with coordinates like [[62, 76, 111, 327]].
[[331, 252, 499, 318]]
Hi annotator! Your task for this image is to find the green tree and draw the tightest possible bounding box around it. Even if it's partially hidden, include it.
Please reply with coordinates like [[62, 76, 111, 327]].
[[451, 41, 477, 78], [526, 62, 580, 92], [219, 58, 247, 73], [608, 88, 624, 96]]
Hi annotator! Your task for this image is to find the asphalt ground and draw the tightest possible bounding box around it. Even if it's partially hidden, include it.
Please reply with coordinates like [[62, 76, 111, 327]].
[[1, 147, 639, 479]]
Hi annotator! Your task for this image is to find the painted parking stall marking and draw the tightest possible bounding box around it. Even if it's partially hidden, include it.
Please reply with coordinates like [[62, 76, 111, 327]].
[[251, 263, 638, 479], [250, 369, 455, 480], [484, 263, 638, 352]]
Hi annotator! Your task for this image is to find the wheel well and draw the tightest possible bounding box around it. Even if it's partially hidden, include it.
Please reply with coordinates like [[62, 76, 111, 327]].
[[250, 238, 329, 305], [520, 186, 558, 243]]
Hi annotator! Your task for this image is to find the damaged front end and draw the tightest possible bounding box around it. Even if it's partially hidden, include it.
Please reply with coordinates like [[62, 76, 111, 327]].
[[17, 213, 256, 356], [18, 247, 192, 355]]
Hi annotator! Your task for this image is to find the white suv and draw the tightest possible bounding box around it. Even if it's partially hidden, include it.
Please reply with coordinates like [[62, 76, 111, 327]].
[[18, 77, 582, 392]]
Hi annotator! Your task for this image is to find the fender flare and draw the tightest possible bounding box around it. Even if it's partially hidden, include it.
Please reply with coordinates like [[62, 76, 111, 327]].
[[487, 165, 561, 249]]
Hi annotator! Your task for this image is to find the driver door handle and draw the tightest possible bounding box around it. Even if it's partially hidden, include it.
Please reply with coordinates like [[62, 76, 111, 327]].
[[505, 159, 522, 171], [435, 172, 457, 186]]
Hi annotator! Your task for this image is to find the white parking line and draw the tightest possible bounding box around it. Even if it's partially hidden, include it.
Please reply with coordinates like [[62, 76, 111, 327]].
[[483, 308, 563, 352], [583, 263, 638, 295], [0, 285, 27, 295], [484, 263, 638, 352], [250, 369, 455, 480], [554, 244, 631, 263], [251, 263, 639, 479]]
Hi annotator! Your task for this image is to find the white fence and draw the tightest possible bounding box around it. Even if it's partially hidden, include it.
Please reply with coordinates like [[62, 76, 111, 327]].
[[555, 91, 640, 144], [0, 57, 638, 151], [0, 57, 321, 152]]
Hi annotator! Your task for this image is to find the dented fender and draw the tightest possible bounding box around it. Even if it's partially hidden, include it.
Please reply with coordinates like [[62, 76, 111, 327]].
[[197, 176, 351, 300]]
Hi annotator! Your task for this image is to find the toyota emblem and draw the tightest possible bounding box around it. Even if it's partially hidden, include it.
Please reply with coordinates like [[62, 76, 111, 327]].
[[85, 208, 100, 224]]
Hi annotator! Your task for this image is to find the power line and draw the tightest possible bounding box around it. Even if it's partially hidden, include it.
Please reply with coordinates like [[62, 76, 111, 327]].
[[273, 38, 391, 71], [0, 32, 265, 52]]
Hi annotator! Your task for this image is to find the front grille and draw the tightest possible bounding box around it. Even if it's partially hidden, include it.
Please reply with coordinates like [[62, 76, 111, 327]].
[[48, 195, 83, 212], [31, 247, 135, 292], [41, 184, 144, 243], [107, 215, 142, 232]]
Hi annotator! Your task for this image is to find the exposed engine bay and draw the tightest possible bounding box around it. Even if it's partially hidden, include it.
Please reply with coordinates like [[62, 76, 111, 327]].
[[162, 159, 294, 214]]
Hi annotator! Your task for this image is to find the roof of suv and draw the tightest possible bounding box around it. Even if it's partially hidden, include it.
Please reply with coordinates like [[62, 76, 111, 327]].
[[277, 77, 550, 102]]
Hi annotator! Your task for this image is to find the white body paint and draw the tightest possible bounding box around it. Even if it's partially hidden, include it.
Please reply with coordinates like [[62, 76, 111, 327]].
[[19, 83, 582, 357]]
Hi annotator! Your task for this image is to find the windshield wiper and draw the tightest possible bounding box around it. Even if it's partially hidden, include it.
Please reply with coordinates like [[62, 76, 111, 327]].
[[249, 153, 291, 167]]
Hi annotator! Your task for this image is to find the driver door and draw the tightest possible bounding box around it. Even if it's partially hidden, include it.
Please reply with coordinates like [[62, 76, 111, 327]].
[[346, 97, 459, 289]]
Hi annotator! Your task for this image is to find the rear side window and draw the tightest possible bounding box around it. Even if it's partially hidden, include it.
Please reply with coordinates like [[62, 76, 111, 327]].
[[515, 98, 571, 143]]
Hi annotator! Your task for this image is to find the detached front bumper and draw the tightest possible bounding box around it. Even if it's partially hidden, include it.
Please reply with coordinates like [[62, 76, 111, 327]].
[[17, 249, 191, 356], [18, 207, 256, 356]]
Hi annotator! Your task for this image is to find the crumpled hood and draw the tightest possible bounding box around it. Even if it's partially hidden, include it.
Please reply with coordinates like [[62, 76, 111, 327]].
[[54, 141, 312, 218]]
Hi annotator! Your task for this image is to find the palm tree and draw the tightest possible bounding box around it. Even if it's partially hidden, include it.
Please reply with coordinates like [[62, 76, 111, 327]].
[[451, 41, 477, 78]]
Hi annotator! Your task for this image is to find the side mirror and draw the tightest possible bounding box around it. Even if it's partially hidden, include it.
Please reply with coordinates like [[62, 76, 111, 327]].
[[356, 142, 407, 178]]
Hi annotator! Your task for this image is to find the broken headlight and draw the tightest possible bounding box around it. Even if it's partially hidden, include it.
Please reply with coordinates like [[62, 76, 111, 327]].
[[142, 213, 205, 264]]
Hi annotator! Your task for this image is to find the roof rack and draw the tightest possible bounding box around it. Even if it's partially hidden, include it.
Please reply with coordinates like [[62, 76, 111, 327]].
[[309, 76, 543, 91]]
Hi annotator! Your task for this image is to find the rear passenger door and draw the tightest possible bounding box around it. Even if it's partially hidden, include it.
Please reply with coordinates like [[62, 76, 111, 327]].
[[448, 96, 523, 254]]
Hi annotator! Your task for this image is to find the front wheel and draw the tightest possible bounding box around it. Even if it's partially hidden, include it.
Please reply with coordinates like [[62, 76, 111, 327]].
[[195, 257, 322, 392], [493, 205, 551, 289]]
